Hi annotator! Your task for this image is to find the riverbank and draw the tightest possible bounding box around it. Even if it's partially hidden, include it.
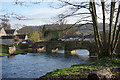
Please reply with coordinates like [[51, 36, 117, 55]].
[[0, 49, 8, 56], [0, 48, 33, 56], [37, 58, 120, 80]]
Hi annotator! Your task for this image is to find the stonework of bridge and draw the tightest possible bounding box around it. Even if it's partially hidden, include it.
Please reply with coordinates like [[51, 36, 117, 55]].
[[64, 41, 97, 55], [32, 40, 120, 56], [32, 40, 97, 56]]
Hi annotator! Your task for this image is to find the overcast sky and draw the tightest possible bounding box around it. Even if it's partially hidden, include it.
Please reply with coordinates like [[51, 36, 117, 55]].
[[0, 0, 119, 29]]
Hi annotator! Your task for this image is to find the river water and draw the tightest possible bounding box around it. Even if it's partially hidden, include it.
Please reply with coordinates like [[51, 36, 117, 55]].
[[2, 49, 94, 78]]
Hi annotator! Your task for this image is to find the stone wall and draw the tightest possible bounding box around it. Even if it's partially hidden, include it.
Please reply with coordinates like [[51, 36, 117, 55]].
[[8, 46, 16, 54]]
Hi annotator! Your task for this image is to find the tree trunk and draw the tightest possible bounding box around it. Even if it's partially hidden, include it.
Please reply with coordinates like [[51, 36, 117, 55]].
[[108, 1, 116, 56], [89, 0, 103, 58], [89, 0, 119, 58], [111, 3, 120, 55]]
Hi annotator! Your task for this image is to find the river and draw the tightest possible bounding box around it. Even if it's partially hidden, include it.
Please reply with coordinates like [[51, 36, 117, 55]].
[[2, 49, 94, 79]]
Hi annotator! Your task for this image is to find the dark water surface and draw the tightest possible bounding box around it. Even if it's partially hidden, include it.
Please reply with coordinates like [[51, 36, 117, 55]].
[[2, 50, 94, 78]]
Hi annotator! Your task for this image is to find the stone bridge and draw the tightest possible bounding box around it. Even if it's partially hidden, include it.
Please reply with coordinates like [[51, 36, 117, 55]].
[[32, 40, 97, 56], [32, 40, 120, 56]]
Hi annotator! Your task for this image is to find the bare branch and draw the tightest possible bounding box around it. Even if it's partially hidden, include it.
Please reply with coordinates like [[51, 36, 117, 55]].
[[58, 0, 89, 9], [0, 13, 32, 21], [57, 19, 92, 31]]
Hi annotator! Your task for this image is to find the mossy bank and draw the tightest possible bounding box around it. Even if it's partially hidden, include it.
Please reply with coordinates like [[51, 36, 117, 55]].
[[37, 58, 120, 80]]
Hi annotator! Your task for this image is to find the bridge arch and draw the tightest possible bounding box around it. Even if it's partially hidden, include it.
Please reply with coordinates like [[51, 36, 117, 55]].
[[64, 41, 97, 56], [70, 49, 90, 55]]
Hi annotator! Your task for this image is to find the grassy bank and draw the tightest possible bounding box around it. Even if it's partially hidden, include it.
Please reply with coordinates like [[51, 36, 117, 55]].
[[0, 53, 9, 56], [15, 48, 33, 54], [0, 49, 9, 56], [0, 48, 33, 56], [37, 58, 120, 80]]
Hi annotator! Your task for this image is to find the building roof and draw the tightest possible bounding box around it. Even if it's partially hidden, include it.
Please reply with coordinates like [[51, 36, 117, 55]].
[[16, 34, 27, 39], [5, 29, 16, 34], [1, 35, 15, 39]]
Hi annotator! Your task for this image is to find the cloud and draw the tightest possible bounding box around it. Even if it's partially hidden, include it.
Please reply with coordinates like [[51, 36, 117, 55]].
[[10, 5, 91, 26], [10, 4, 79, 26], [10, 7, 63, 26], [26, 8, 60, 18]]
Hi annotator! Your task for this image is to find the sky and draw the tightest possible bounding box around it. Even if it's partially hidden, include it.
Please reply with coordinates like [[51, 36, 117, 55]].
[[0, 1, 64, 26], [0, 0, 119, 29], [0, 0, 92, 29]]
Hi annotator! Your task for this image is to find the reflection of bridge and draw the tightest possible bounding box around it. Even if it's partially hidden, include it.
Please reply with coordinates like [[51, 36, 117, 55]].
[[32, 40, 97, 56]]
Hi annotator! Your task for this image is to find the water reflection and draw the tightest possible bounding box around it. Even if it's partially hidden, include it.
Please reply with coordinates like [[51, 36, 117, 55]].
[[76, 49, 89, 60], [2, 49, 91, 78], [7, 55, 16, 59], [56, 49, 89, 60]]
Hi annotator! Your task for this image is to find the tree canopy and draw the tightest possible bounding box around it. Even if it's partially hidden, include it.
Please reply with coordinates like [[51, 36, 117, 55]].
[[29, 31, 41, 42]]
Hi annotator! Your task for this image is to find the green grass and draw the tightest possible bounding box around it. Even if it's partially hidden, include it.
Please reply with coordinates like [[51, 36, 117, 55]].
[[15, 48, 33, 54], [39, 58, 120, 79], [0, 49, 9, 56], [0, 49, 7, 53], [0, 48, 33, 56], [0, 53, 9, 56], [15, 48, 26, 54]]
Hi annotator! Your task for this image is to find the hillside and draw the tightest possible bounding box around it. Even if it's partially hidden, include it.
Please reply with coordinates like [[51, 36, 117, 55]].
[[18, 23, 109, 37], [17, 26, 40, 34], [77, 23, 109, 35]]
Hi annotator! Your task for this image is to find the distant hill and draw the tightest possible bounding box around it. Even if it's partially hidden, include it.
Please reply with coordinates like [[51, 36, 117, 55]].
[[18, 23, 109, 37], [76, 23, 109, 35], [30, 24, 73, 30], [18, 26, 39, 34]]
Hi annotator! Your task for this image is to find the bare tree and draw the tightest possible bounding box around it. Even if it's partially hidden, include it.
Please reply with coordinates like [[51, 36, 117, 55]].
[[56, 0, 120, 58], [0, 15, 11, 29], [55, 14, 67, 25]]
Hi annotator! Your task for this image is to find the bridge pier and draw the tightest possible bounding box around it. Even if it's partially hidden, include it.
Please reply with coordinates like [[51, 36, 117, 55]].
[[45, 41, 64, 53], [32, 48, 37, 53], [64, 49, 71, 54], [46, 48, 52, 53]]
